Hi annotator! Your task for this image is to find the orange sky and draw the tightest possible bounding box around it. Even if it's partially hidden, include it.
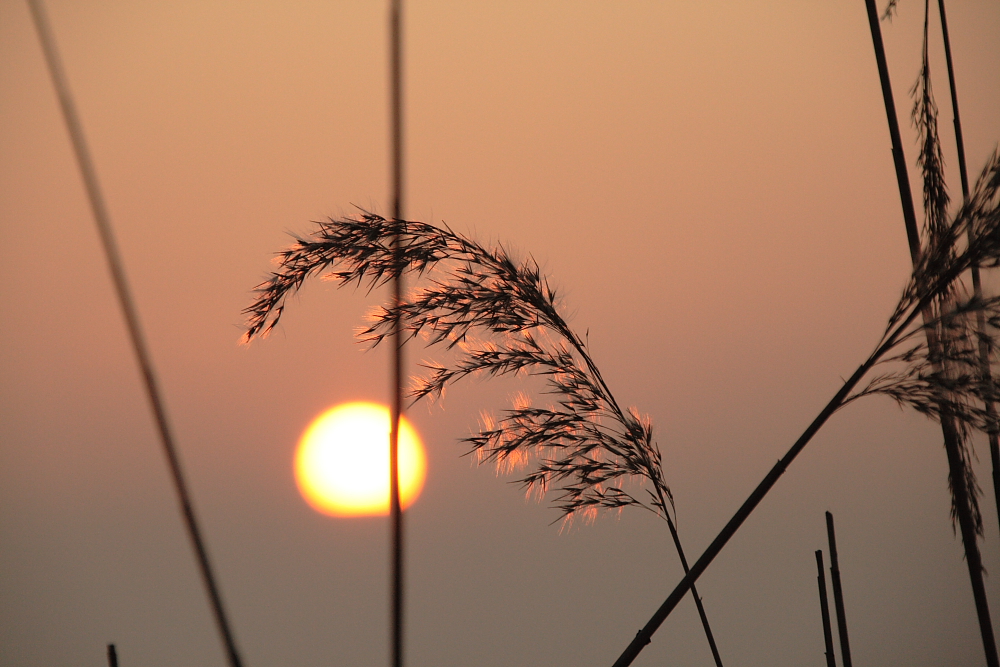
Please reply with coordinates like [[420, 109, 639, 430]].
[[2, 2, 999, 666]]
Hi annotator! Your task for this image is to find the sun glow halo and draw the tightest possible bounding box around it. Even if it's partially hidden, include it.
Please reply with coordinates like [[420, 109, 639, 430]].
[[295, 402, 426, 517]]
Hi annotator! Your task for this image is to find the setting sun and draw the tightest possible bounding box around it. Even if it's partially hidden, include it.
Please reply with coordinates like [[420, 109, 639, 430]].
[[294, 402, 427, 517]]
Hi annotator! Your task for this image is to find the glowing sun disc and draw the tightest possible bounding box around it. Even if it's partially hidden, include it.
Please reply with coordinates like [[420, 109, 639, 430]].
[[295, 402, 426, 517]]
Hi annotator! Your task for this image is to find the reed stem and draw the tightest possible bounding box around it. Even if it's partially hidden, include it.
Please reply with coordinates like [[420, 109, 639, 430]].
[[815, 551, 836, 667], [825, 512, 852, 667], [26, 3, 242, 665], [389, 1, 405, 666], [660, 497, 724, 667]]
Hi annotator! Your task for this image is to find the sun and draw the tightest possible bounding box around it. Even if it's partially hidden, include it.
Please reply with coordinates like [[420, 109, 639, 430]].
[[294, 402, 427, 517]]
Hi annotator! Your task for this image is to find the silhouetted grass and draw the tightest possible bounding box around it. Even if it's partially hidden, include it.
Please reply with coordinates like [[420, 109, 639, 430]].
[[244, 212, 729, 664], [246, 215, 678, 524]]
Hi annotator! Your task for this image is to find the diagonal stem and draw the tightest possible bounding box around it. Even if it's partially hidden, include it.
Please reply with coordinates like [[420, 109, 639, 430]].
[[25, 2, 243, 665]]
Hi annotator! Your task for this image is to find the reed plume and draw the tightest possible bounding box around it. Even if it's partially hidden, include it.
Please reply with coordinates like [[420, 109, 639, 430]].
[[245, 214, 675, 523], [244, 212, 728, 665]]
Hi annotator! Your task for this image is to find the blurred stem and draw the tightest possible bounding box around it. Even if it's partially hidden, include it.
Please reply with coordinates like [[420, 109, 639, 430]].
[[815, 551, 837, 667], [26, 2, 243, 666], [825, 512, 852, 667]]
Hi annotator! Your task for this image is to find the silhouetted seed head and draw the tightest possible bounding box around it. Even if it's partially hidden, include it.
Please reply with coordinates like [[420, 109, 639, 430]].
[[245, 211, 674, 526]]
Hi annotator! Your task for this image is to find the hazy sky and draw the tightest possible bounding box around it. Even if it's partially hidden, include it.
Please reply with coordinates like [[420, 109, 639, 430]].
[[2, 2, 1000, 666]]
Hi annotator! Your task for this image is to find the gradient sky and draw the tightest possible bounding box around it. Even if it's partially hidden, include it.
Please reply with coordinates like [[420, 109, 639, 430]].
[[2, 2, 1000, 666]]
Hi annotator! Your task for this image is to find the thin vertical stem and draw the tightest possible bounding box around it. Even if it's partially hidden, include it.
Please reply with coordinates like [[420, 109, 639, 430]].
[[25, 3, 243, 667], [937, 0, 1000, 541], [815, 551, 837, 667], [107, 644, 118, 667], [825, 512, 852, 667], [864, 4, 998, 665], [389, 1, 405, 667]]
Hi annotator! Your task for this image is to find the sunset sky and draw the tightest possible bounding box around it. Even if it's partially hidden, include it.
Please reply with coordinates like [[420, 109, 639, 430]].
[[2, 1, 1000, 666]]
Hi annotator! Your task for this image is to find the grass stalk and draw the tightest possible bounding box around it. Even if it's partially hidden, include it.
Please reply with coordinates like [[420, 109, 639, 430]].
[[389, 1, 405, 666], [246, 211, 727, 664], [244, 215, 735, 666], [660, 492, 725, 667], [26, 2, 242, 665], [866, 0, 921, 262], [825, 512, 852, 667], [814, 551, 837, 667]]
